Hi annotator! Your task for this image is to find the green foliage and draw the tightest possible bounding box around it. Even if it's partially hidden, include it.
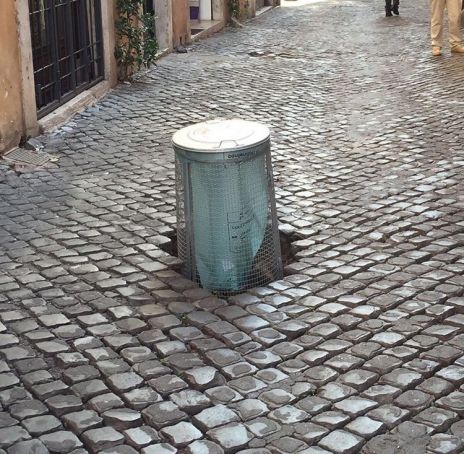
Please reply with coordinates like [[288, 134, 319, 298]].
[[228, 0, 250, 20], [229, 0, 240, 17], [115, 0, 159, 81]]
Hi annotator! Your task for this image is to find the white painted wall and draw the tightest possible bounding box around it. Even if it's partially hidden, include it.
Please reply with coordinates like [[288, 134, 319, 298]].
[[199, 0, 212, 20]]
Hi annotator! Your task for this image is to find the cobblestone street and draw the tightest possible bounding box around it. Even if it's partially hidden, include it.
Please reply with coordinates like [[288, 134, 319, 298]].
[[2, 0, 464, 452]]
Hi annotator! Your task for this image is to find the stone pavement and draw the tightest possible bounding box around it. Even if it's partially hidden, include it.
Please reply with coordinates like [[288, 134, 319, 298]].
[[2, 0, 464, 452]]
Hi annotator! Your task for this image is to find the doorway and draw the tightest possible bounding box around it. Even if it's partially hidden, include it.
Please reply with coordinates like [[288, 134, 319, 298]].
[[189, 0, 223, 37]]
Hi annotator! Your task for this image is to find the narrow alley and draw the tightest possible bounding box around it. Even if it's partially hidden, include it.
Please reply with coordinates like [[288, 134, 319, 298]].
[[1, 1, 464, 453]]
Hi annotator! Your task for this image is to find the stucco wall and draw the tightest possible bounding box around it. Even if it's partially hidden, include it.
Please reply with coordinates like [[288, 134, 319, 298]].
[[102, 0, 118, 87], [0, 0, 24, 154], [172, 0, 190, 46], [213, 0, 227, 20], [155, 0, 173, 51]]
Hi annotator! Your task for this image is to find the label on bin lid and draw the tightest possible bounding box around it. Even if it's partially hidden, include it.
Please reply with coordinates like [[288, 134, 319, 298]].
[[172, 119, 270, 152]]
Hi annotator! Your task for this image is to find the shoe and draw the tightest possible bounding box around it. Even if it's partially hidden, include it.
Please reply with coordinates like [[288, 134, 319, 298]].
[[386, 10, 392, 16], [392, 5, 399, 14], [432, 46, 442, 56], [451, 45, 464, 53]]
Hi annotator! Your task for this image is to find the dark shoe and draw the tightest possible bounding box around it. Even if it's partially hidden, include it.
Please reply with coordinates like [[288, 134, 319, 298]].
[[392, 5, 399, 15], [386, 10, 393, 16]]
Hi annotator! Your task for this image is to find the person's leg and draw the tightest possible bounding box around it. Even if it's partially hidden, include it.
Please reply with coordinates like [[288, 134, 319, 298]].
[[447, 0, 463, 48], [386, 0, 392, 16], [392, 0, 400, 15], [431, 0, 446, 48]]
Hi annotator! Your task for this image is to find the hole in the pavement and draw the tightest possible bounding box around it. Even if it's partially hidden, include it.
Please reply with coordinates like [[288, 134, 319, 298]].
[[159, 228, 299, 279], [279, 230, 299, 273], [159, 229, 178, 257]]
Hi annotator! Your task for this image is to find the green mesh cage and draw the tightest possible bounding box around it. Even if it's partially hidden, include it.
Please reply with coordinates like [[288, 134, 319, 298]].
[[173, 119, 282, 294]]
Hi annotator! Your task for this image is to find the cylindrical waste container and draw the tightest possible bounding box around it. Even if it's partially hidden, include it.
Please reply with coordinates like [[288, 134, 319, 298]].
[[172, 119, 283, 294]]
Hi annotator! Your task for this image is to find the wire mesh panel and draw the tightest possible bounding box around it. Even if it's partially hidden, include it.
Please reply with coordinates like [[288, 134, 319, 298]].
[[173, 119, 282, 294]]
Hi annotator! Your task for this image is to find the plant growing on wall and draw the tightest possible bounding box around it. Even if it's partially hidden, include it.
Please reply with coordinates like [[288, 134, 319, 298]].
[[229, 0, 240, 17], [115, 0, 158, 81], [228, 0, 249, 21]]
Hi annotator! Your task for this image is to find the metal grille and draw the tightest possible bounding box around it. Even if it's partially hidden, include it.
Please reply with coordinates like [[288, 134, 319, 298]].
[[175, 140, 283, 295], [3, 148, 51, 166], [29, 0, 104, 117]]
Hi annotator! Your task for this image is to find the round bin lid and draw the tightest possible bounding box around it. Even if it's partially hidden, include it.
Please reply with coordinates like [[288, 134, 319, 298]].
[[172, 119, 270, 152]]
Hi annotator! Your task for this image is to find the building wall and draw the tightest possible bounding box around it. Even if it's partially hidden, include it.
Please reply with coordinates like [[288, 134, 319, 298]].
[[172, 0, 191, 47], [238, 0, 256, 21], [101, 0, 118, 87], [0, 0, 119, 154], [155, 0, 173, 51], [0, 0, 271, 154], [0, 0, 24, 154], [213, 0, 227, 20]]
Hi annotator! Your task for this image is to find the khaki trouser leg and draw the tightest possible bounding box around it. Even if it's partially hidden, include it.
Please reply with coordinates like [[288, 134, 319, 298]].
[[431, 0, 446, 47], [447, 0, 463, 46]]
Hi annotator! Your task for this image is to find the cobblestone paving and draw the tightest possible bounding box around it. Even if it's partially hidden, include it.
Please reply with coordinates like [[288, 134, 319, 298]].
[[2, 0, 464, 452]]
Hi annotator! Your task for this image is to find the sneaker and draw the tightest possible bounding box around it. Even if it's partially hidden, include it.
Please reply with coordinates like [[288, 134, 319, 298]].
[[451, 45, 464, 53], [432, 46, 442, 56]]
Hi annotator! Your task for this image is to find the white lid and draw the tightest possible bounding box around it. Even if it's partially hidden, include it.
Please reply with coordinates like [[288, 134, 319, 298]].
[[172, 119, 270, 152]]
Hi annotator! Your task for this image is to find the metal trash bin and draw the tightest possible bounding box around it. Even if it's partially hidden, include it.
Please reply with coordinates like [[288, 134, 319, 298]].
[[172, 119, 283, 294]]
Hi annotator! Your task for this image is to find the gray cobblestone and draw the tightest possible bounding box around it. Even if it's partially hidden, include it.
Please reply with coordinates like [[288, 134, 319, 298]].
[[108, 372, 144, 393], [10, 400, 47, 420], [39, 431, 83, 453], [345, 416, 385, 439], [319, 430, 364, 454], [367, 405, 410, 429], [428, 433, 463, 454], [102, 408, 142, 430], [205, 386, 242, 405], [72, 379, 108, 401], [193, 404, 239, 431], [142, 402, 187, 429], [169, 390, 210, 414], [268, 405, 309, 424], [124, 426, 159, 449], [1, 1, 464, 452], [63, 410, 102, 434], [160, 421, 202, 447], [45, 395, 83, 417], [7, 439, 49, 454], [0, 427, 31, 449], [186, 440, 224, 454], [207, 423, 252, 453], [82, 427, 124, 453], [141, 443, 176, 454], [88, 393, 124, 413]]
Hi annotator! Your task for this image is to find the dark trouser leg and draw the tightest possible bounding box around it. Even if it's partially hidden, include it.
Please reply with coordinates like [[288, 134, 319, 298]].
[[386, 0, 392, 15]]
